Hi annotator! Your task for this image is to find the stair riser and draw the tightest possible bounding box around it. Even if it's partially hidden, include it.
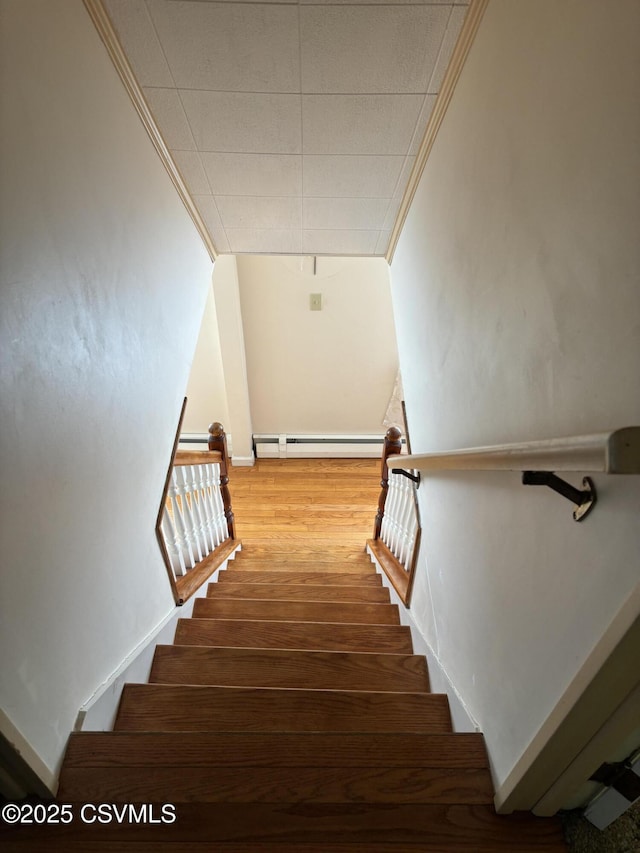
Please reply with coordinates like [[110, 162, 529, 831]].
[[149, 646, 429, 692], [209, 584, 389, 602], [217, 571, 382, 586], [174, 619, 414, 654], [114, 685, 452, 733], [193, 598, 400, 625], [59, 766, 494, 803]]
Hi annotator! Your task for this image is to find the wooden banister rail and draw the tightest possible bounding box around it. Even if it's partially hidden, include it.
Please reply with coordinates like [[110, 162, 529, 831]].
[[174, 450, 222, 467], [369, 426, 421, 607], [156, 407, 238, 605]]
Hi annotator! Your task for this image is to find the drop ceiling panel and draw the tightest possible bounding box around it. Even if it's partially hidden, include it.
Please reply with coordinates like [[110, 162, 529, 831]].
[[304, 197, 389, 230], [302, 94, 424, 155], [180, 91, 302, 153], [303, 155, 404, 198], [428, 5, 468, 92], [171, 150, 211, 195], [300, 5, 450, 94], [143, 88, 196, 150], [103, 0, 469, 256], [408, 94, 438, 154], [146, 1, 300, 92], [227, 228, 303, 254], [302, 229, 379, 256], [202, 153, 302, 197], [216, 196, 302, 230], [103, 0, 173, 87], [194, 196, 230, 253]]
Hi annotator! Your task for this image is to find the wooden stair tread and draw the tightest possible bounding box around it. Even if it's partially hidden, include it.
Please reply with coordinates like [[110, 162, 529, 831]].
[[114, 684, 452, 733], [192, 597, 400, 625], [217, 569, 382, 585], [62, 731, 490, 768], [1, 804, 568, 849], [210, 582, 389, 602], [175, 618, 414, 653], [58, 764, 494, 803], [149, 645, 430, 691]]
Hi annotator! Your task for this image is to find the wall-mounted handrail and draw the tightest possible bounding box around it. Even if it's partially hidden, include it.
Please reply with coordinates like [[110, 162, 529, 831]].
[[389, 427, 640, 475]]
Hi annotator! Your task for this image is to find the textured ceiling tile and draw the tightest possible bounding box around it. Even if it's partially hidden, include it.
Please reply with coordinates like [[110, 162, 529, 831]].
[[103, 0, 173, 88], [180, 91, 302, 154], [374, 230, 392, 255], [202, 153, 301, 197], [302, 230, 379, 255], [301, 5, 450, 94], [227, 229, 302, 254], [300, 0, 457, 4], [303, 95, 423, 155], [193, 195, 230, 253], [408, 94, 437, 155], [143, 88, 196, 150], [146, 1, 299, 92], [304, 197, 389, 230], [216, 196, 302, 230], [171, 150, 211, 195], [428, 5, 468, 92], [382, 197, 402, 232], [303, 155, 404, 198]]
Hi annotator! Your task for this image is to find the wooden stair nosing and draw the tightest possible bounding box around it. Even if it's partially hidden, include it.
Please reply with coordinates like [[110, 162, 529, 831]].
[[114, 684, 452, 733], [62, 731, 490, 769], [192, 597, 400, 625], [209, 583, 390, 603], [149, 645, 430, 692], [174, 618, 414, 654]]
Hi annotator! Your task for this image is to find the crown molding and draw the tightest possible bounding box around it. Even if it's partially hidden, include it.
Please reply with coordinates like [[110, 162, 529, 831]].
[[83, 0, 218, 261], [385, 0, 490, 264]]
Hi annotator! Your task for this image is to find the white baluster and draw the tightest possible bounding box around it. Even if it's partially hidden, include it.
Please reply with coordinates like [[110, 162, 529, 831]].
[[160, 509, 186, 577], [167, 470, 196, 569]]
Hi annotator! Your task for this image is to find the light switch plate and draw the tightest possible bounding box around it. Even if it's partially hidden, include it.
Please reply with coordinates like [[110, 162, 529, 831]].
[[310, 293, 322, 311]]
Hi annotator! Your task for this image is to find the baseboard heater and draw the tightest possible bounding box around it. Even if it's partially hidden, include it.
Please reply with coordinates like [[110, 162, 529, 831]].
[[253, 434, 406, 459]]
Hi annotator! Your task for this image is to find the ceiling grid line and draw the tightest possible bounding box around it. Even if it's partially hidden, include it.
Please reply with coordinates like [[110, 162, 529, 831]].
[[98, 0, 475, 257]]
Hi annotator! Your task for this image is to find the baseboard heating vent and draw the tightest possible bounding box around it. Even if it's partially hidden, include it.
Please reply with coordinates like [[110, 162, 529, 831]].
[[253, 434, 406, 459]]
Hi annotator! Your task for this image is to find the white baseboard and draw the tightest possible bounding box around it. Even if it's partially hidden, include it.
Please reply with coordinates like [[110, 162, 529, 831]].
[[231, 454, 255, 467], [76, 547, 240, 735], [0, 709, 57, 795], [366, 543, 479, 734]]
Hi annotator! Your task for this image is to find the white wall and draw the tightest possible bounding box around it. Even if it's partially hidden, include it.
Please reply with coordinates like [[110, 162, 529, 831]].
[[391, 0, 640, 792], [182, 282, 230, 434], [0, 0, 212, 785], [237, 255, 399, 434]]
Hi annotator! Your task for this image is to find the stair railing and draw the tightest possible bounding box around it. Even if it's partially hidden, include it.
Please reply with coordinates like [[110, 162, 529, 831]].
[[156, 415, 237, 605], [369, 426, 422, 606]]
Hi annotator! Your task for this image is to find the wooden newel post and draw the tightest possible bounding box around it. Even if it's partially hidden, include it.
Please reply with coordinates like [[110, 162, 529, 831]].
[[208, 422, 236, 540], [374, 426, 403, 540]]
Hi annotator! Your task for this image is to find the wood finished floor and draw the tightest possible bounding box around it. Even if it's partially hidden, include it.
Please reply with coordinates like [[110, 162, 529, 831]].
[[228, 457, 380, 550]]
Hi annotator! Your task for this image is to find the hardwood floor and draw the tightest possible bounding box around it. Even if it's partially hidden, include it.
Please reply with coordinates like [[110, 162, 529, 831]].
[[228, 457, 380, 549]]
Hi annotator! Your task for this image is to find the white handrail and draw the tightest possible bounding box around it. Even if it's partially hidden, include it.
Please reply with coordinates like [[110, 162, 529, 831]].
[[389, 427, 640, 475]]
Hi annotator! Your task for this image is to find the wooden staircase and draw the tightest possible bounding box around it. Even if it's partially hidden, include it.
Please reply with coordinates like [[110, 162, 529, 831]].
[[43, 543, 566, 850], [5, 460, 567, 849]]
